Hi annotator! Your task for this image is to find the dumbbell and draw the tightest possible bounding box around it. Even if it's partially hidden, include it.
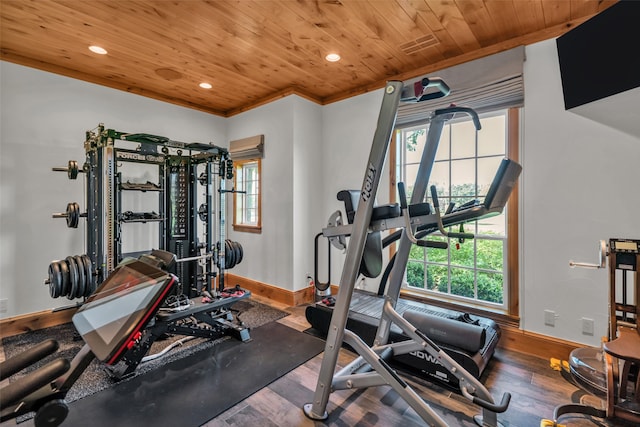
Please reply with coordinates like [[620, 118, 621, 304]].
[[52, 160, 87, 180], [52, 202, 87, 228]]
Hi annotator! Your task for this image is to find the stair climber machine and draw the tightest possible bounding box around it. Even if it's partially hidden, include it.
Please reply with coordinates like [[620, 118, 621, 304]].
[[303, 78, 521, 426], [44, 126, 250, 379]]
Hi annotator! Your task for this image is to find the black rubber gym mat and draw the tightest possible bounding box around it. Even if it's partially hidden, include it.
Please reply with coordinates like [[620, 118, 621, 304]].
[[23, 322, 325, 427]]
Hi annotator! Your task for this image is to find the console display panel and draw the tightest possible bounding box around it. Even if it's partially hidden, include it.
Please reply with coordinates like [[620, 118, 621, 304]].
[[72, 260, 176, 364]]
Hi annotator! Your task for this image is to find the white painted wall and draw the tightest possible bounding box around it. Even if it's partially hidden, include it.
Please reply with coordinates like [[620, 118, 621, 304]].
[[321, 89, 391, 293], [292, 97, 323, 291], [0, 61, 226, 318], [521, 39, 640, 346], [226, 97, 295, 289]]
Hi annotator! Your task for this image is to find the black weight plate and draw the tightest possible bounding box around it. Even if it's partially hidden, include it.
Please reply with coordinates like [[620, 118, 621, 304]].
[[48, 261, 62, 298], [229, 239, 237, 269], [65, 203, 74, 228], [225, 239, 235, 269], [68, 160, 79, 179], [233, 241, 243, 265], [71, 203, 80, 228], [66, 256, 78, 300], [82, 255, 96, 296], [74, 255, 86, 299], [230, 241, 240, 268], [81, 255, 94, 296], [65, 202, 79, 228], [59, 260, 70, 298]]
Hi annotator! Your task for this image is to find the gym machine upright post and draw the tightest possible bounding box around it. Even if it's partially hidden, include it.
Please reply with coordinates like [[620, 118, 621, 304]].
[[303, 78, 511, 426]]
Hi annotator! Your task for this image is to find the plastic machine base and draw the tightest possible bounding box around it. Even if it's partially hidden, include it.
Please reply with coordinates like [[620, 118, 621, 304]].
[[306, 290, 500, 388]]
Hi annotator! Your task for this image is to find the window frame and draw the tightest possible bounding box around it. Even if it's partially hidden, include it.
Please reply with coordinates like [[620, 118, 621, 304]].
[[390, 108, 520, 324], [232, 158, 262, 234]]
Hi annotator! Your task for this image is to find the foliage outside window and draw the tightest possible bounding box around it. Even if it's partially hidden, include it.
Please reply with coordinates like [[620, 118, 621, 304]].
[[396, 110, 517, 313], [233, 159, 261, 233]]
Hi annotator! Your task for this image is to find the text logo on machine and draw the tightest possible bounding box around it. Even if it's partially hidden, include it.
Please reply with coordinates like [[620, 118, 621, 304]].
[[116, 151, 164, 163], [410, 349, 444, 367], [361, 163, 376, 202]]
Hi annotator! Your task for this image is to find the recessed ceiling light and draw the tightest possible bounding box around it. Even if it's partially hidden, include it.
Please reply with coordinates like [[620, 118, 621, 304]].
[[325, 53, 341, 62], [199, 82, 212, 89], [88, 45, 108, 55]]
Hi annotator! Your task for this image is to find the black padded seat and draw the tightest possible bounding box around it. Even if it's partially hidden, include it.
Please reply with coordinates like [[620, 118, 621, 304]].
[[372, 203, 401, 221], [408, 202, 431, 217], [336, 190, 395, 278], [336, 190, 401, 223]]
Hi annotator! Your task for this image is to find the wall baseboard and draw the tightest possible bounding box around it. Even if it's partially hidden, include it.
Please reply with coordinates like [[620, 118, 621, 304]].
[[226, 273, 316, 307], [1, 276, 585, 361], [1, 307, 77, 339]]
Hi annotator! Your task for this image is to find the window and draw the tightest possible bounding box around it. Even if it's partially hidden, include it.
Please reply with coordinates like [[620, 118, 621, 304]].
[[233, 158, 261, 233], [394, 109, 519, 318]]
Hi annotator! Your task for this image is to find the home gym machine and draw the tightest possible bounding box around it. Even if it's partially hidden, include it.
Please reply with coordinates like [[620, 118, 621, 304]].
[[303, 78, 518, 426], [542, 238, 640, 426], [307, 160, 516, 390], [2, 251, 181, 427], [45, 125, 250, 378]]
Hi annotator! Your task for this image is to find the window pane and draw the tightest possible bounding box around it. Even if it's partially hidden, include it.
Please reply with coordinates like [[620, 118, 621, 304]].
[[404, 163, 420, 201], [450, 267, 474, 298], [434, 125, 450, 161], [407, 261, 425, 288], [409, 244, 426, 262], [477, 212, 506, 236], [429, 161, 449, 197], [427, 264, 448, 292], [477, 271, 504, 304], [450, 120, 476, 159], [234, 160, 260, 228], [450, 239, 475, 268], [398, 110, 509, 309], [425, 237, 447, 263], [405, 128, 427, 164], [478, 115, 506, 157], [450, 159, 475, 193], [477, 156, 503, 197], [476, 239, 504, 271]]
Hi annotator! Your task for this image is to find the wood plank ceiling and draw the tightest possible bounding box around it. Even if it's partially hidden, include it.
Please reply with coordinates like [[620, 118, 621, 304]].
[[1, 0, 616, 117]]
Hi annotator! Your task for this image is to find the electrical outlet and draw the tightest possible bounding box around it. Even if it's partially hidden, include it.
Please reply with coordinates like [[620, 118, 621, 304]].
[[544, 310, 556, 327], [582, 317, 594, 336], [0, 299, 7, 313]]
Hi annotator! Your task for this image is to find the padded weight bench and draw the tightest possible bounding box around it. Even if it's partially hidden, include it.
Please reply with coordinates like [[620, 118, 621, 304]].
[[1, 258, 177, 427]]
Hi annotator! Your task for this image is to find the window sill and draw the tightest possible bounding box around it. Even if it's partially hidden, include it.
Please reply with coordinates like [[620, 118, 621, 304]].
[[232, 224, 262, 234]]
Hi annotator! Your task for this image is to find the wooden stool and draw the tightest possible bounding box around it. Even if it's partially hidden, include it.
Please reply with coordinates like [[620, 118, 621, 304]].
[[603, 326, 640, 423]]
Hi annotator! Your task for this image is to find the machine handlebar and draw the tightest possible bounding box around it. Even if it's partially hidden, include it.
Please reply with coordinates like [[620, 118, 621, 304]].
[[461, 387, 511, 414], [434, 106, 482, 131], [401, 77, 451, 103]]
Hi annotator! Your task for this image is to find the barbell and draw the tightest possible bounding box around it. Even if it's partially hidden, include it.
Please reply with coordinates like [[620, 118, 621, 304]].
[[52, 202, 87, 228], [52, 160, 87, 180]]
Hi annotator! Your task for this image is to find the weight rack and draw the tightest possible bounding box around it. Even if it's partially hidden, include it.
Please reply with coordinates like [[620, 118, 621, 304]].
[[48, 124, 244, 299]]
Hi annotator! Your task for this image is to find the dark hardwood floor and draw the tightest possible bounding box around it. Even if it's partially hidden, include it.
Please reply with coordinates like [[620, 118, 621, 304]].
[[202, 298, 634, 427], [1, 298, 634, 427]]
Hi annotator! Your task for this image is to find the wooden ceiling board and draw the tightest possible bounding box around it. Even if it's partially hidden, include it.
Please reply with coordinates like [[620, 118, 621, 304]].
[[454, 1, 502, 46], [0, 0, 617, 116]]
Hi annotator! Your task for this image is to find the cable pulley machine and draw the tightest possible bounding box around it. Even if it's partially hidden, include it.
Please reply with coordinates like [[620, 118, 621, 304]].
[[44, 125, 251, 378]]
